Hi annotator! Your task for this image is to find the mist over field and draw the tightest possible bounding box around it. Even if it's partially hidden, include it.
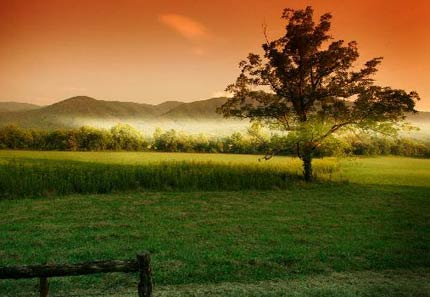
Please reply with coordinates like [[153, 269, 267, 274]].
[[0, 96, 429, 138], [37, 117, 251, 136], [0, 96, 248, 135]]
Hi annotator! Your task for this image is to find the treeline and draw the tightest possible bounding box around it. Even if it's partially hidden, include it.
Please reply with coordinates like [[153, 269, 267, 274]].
[[0, 124, 429, 157]]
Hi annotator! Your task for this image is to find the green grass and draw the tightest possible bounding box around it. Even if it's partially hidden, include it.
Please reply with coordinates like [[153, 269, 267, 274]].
[[0, 150, 328, 169], [5, 270, 429, 296], [137, 270, 430, 297], [0, 150, 291, 164], [0, 151, 429, 296], [0, 160, 297, 197], [0, 151, 341, 198], [0, 151, 429, 199], [1, 185, 429, 295], [1, 150, 429, 184]]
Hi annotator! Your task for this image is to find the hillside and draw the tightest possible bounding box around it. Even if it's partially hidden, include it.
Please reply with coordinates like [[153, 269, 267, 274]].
[[161, 97, 226, 120], [0, 96, 167, 129], [0, 96, 227, 129], [41, 96, 159, 118], [155, 101, 184, 114], [0, 96, 428, 133], [0, 102, 40, 112], [0, 96, 226, 129]]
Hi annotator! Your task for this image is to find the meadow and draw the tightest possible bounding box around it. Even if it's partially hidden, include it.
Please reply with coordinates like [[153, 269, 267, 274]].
[[0, 151, 429, 296], [0, 151, 341, 198]]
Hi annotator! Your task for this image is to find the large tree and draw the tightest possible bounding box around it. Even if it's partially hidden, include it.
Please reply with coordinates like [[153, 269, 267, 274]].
[[218, 6, 419, 181]]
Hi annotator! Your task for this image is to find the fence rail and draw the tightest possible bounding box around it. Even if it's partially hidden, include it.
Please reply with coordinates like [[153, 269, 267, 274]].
[[0, 251, 152, 297]]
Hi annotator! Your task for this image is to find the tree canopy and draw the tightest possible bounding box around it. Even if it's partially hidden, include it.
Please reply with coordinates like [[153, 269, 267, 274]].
[[218, 6, 419, 181]]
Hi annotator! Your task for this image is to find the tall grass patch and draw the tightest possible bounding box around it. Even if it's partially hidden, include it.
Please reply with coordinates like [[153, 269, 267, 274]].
[[0, 159, 340, 198]]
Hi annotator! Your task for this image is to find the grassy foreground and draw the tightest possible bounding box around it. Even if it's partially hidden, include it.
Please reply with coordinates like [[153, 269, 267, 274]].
[[1, 185, 429, 295], [6, 270, 428, 296], [108, 270, 430, 297], [0, 151, 429, 296]]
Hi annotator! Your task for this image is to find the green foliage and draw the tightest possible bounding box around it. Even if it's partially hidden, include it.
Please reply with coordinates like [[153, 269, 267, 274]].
[[76, 126, 112, 151], [0, 125, 429, 157], [110, 123, 146, 150], [219, 6, 419, 180], [0, 125, 33, 149], [153, 128, 193, 152]]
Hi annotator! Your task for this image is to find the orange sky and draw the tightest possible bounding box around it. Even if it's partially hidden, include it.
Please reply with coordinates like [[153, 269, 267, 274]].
[[1, 0, 429, 110]]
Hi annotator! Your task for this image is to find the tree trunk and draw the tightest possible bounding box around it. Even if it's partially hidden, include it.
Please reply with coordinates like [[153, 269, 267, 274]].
[[302, 150, 313, 182]]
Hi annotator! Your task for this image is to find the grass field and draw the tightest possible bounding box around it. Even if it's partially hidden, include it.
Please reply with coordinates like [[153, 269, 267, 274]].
[[0, 151, 341, 198], [0, 151, 429, 296], [1, 150, 429, 187]]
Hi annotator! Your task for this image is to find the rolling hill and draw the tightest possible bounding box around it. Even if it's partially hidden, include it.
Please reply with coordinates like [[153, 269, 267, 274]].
[[0, 96, 428, 133], [0, 96, 228, 129], [0, 96, 162, 129], [0, 102, 40, 112], [40, 96, 160, 118], [161, 97, 226, 120], [155, 101, 184, 114]]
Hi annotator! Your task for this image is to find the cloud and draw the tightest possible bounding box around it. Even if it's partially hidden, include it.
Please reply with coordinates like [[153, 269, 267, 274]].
[[159, 14, 208, 41]]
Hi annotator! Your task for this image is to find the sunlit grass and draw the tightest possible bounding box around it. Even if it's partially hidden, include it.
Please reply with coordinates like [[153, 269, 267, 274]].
[[0, 150, 303, 165], [0, 151, 345, 198], [0, 150, 429, 189], [339, 156, 430, 186]]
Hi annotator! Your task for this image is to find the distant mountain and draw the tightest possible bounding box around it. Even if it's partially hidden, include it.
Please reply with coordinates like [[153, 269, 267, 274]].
[[0, 96, 428, 131], [0, 96, 159, 129], [0, 96, 226, 129], [41, 96, 159, 118], [0, 102, 40, 112], [161, 97, 227, 120], [0, 96, 162, 129], [155, 101, 184, 114]]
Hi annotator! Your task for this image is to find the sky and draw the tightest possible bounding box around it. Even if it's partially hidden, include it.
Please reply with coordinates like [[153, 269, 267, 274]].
[[0, 0, 429, 110]]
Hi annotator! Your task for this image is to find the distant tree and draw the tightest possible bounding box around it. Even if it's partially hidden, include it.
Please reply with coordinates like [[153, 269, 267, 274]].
[[0, 125, 33, 149], [110, 123, 145, 151], [77, 126, 111, 151], [45, 130, 69, 150], [218, 6, 419, 181]]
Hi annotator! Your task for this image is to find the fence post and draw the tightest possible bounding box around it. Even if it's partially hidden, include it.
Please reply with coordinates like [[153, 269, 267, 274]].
[[137, 252, 152, 297], [39, 277, 49, 297]]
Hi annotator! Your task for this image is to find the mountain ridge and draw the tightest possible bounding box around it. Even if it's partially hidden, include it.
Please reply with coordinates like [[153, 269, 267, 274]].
[[0, 96, 428, 130], [0, 96, 228, 129], [0, 102, 41, 113]]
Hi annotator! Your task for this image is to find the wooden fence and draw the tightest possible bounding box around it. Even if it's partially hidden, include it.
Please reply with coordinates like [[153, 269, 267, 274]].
[[0, 251, 152, 297]]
